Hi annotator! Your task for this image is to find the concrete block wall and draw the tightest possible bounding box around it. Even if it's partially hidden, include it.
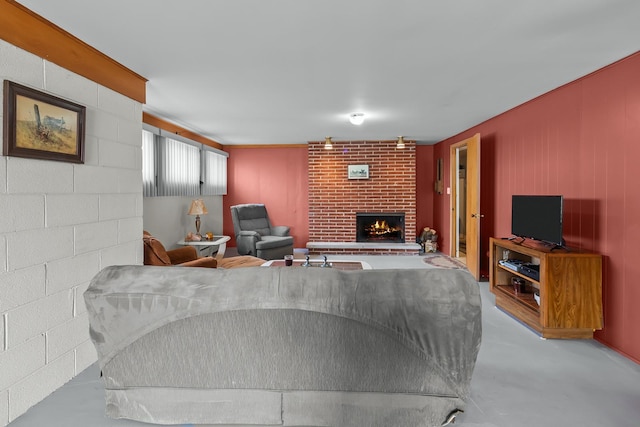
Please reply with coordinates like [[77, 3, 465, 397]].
[[0, 40, 143, 426]]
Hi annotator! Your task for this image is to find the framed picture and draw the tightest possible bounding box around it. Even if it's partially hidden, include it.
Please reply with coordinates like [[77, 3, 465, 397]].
[[348, 164, 369, 179], [3, 80, 85, 163]]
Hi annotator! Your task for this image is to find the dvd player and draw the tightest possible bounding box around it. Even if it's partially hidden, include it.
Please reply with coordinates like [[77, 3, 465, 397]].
[[518, 263, 540, 281], [498, 259, 524, 272]]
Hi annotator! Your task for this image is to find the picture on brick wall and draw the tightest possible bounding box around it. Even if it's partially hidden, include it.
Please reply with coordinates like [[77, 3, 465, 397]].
[[3, 80, 85, 164], [348, 164, 369, 179]]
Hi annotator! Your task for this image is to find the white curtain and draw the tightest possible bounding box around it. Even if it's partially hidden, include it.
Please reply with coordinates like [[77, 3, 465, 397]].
[[141, 130, 156, 197], [157, 137, 200, 196], [201, 149, 227, 195]]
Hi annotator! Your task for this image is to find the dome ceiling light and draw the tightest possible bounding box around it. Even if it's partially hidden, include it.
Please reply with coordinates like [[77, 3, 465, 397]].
[[349, 113, 365, 125]]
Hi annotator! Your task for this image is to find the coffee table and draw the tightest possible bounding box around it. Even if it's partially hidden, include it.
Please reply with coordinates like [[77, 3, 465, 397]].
[[261, 259, 372, 270]]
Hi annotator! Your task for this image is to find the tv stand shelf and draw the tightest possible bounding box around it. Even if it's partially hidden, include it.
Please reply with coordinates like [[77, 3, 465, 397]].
[[489, 238, 603, 339], [493, 284, 540, 313]]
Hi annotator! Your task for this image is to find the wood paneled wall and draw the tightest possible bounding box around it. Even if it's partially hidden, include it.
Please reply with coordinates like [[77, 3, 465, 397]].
[[434, 51, 640, 363]]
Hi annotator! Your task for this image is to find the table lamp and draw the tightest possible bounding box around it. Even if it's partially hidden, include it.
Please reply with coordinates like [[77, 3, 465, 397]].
[[187, 199, 208, 236]]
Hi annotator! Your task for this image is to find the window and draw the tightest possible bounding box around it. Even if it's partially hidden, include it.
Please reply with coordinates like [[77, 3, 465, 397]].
[[202, 149, 227, 195], [157, 137, 200, 196], [141, 130, 156, 197], [142, 126, 228, 197]]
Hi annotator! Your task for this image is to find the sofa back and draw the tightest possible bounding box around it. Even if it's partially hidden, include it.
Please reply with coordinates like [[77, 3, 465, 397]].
[[85, 265, 482, 426]]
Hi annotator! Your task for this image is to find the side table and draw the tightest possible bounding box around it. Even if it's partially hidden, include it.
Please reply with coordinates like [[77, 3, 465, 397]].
[[177, 235, 231, 260]]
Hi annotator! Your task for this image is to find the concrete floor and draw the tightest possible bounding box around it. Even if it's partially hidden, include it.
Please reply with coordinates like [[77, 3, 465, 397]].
[[9, 254, 640, 427]]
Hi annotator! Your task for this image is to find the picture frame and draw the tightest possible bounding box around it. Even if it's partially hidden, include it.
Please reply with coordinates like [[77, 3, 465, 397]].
[[348, 164, 369, 179], [3, 80, 85, 164]]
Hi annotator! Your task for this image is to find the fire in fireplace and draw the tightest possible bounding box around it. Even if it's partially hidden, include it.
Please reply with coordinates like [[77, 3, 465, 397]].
[[356, 213, 405, 243]]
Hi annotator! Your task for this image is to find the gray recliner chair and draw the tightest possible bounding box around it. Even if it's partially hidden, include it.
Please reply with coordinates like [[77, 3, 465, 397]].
[[231, 204, 294, 260]]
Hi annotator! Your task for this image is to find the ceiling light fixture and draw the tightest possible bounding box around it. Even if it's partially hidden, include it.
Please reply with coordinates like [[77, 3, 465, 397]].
[[349, 113, 365, 125], [324, 136, 333, 150], [396, 136, 405, 149]]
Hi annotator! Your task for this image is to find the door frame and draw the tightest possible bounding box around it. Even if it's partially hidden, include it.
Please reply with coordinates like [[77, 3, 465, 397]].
[[449, 133, 481, 280]]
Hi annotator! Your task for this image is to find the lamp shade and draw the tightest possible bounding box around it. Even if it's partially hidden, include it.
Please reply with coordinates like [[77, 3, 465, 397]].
[[187, 199, 208, 216]]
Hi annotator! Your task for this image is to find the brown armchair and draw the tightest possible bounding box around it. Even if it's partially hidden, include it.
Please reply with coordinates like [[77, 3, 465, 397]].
[[143, 231, 218, 268], [143, 231, 266, 269]]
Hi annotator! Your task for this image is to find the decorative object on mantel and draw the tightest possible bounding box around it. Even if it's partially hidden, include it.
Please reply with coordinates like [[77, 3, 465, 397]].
[[396, 136, 405, 149], [3, 80, 86, 164], [187, 199, 208, 237], [347, 164, 369, 179], [348, 112, 365, 125], [324, 136, 333, 150]]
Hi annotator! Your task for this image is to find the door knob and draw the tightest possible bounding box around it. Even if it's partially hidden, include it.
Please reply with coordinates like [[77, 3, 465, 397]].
[[471, 213, 484, 218]]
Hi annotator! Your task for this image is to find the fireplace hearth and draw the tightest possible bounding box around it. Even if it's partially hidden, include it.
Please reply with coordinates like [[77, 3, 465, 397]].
[[356, 213, 405, 243]]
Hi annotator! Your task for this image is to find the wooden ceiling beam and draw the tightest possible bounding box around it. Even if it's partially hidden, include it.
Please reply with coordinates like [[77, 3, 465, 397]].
[[0, 0, 146, 103]]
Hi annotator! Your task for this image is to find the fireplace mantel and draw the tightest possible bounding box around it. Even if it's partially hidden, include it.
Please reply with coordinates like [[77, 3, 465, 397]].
[[306, 241, 421, 256]]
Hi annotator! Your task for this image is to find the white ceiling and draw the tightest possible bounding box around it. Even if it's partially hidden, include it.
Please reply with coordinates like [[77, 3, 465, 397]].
[[17, 0, 640, 146]]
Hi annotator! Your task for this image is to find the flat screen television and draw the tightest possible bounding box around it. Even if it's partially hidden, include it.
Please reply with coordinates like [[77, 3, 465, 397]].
[[511, 195, 563, 246]]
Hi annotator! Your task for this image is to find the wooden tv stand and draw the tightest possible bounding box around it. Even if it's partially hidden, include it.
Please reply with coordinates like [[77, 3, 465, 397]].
[[489, 237, 603, 339]]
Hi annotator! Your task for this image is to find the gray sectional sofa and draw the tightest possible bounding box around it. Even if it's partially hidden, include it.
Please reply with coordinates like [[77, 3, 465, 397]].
[[84, 264, 481, 426]]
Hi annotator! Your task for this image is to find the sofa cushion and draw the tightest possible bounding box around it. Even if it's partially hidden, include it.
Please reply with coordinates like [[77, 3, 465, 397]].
[[217, 255, 265, 269], [255, 235, 294, 250], [239, 218, 271, 236], [235, 204, 272, 236], [143, 237, 171, 266], [178, 257, 218, 268], [165, 246, 199, 265]]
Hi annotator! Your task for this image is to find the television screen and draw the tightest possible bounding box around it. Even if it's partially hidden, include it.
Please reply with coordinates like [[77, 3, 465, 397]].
[[511, 195, 563, 246]]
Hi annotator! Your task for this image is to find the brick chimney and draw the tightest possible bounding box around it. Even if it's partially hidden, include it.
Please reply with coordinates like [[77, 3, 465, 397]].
[[307, 139, 417, 254]]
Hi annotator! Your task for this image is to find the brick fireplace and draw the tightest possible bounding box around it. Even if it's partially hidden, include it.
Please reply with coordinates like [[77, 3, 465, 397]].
[[356, 212, 405, 243], [307, 139, 419, 255]]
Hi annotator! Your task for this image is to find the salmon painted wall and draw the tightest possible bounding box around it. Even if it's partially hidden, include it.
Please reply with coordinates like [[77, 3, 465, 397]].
[[433, 52, 640, 363], [223, 146, 309, 248], [224, 145, 436, 250], [416, 145, 436, 233]]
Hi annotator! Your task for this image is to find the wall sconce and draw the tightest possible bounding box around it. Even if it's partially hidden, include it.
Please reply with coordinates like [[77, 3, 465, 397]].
[[324, 136, 333, 150], [396, 136, 405, 149], [349, 113, 365, 125]]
